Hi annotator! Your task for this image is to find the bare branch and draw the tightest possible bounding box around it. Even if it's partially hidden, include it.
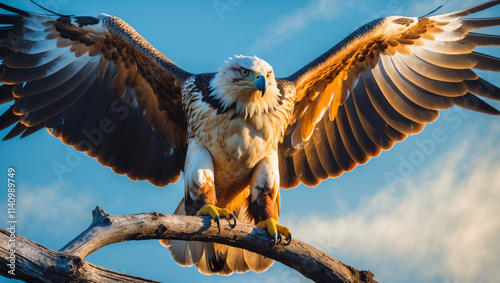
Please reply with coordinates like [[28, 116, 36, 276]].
[[0, 228, 159, 283], [1, 207, 376, 283]]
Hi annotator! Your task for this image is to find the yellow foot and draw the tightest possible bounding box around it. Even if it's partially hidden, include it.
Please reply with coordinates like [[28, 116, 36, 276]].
[[196, 204, 236, 232], [257, 218, 292, 248]]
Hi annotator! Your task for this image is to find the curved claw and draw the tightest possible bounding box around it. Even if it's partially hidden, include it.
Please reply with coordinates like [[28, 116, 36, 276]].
[[229, 213, 237, 228], [257, 218, 293, 248], [272, 233, 278, 249], [283, 233, 292, 246], [277, 233, 283, 245], [214, 215, 221, 233], [197, 204, 235, 233]]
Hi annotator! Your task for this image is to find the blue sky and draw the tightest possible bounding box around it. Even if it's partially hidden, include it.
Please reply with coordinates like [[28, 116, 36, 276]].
[[1, 0, 500, 282]]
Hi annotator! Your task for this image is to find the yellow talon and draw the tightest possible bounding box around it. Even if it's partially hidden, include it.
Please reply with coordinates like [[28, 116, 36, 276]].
[[257, 218, 292, 247], [196, 204, 236, 232]]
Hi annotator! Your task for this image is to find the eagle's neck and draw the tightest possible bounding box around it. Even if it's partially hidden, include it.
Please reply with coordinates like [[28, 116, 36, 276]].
[[209, 74, 282, 119]]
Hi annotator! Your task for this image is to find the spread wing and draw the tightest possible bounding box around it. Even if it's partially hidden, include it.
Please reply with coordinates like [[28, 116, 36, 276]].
[[279, 1, 500, 189], [0, 4, 190, 186]]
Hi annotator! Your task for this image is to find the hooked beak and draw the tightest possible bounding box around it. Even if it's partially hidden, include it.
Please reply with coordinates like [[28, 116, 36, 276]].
[[254, 75, 267, 97]]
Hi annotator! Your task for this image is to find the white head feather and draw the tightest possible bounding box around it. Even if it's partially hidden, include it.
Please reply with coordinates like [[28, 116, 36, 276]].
[[210, 55, 282, 119]]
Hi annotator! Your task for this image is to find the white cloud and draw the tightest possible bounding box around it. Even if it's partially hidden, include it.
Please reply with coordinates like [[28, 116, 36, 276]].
[[249, 0, 347, 53], [15, 182, 95, 247], [282, 124, 500, 282]]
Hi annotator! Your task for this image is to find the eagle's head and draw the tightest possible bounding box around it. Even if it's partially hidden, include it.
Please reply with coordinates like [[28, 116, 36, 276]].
[[210, 55, 281, 118]]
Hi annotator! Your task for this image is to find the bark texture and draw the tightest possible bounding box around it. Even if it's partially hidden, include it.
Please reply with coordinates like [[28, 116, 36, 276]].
[[0, 207, 376, 283]]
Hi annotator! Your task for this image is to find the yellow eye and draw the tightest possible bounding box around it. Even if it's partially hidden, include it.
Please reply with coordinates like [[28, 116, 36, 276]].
[[240, 68, 249, 76], [266, 72, 271, 79]]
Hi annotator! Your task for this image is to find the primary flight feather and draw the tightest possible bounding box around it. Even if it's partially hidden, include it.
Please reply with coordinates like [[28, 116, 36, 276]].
[[0, 0, 499, 275]]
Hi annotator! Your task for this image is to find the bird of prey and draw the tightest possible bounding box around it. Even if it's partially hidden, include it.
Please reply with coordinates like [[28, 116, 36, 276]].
[[1, 0, 500, 276]]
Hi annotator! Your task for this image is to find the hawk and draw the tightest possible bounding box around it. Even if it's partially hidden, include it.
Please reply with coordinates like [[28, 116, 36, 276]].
[[1, 0, 499, 275]]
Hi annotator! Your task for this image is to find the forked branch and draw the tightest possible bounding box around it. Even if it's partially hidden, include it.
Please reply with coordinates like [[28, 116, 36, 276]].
[[0, 207, 376, 283]]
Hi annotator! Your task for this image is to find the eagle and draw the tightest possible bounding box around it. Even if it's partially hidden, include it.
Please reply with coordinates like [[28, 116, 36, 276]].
[[1, 0, 499, 276]]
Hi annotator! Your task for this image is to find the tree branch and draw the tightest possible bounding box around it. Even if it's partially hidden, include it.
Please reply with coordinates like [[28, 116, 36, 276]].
[[0, 227, 159, 282], [1, 206, 376, 283]]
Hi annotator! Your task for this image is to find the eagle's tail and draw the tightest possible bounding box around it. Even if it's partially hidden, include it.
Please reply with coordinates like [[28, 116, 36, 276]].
[[161, 199, 273, 275]]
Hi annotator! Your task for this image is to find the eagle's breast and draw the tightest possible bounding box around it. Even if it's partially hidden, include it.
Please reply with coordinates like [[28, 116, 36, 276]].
[[183, 74, 295, 191]]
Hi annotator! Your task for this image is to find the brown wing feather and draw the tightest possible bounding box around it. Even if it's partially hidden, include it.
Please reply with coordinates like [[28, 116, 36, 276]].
[[279, 0, 500, 189], [0, 4, 190, 186]]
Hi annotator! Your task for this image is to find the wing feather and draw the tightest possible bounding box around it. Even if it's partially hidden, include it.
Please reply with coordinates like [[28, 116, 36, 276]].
[[106, 109, 142, 169], [374, 57, 440, 123], [454, 92, 500, 115], [311, 119, 341, 176], [292, 148, 318, 186], [1, 50, 78, 84], [472, 52, 500, 71], [304, 134, 329, 182], [411, 47, 477, 69], [11, 52, 86, 96], [379, 54, 455, 110], [398, 51, 478, 82], [465, 32, 500, 46], [363, 69, 425, 134], [352, 76, 395, 150], [0, 84, 13, 104], [344, 93, 381, 157], [336, 106, 369, 164], [2, 47, 67, 68], [465, 78, 500, 100], [13, 55, 98, 114], [0, 105, 16, 131], [391, 53, 468, 97], [461, 18, 500, 30], [325, 113, 356, 172], [279, 1, 500, 189], [0, 4, 190, 186]]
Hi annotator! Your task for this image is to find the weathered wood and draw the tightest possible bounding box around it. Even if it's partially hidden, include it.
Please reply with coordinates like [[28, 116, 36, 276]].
[[0, 228, 159, 283], [0, 206, 376, 283]]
